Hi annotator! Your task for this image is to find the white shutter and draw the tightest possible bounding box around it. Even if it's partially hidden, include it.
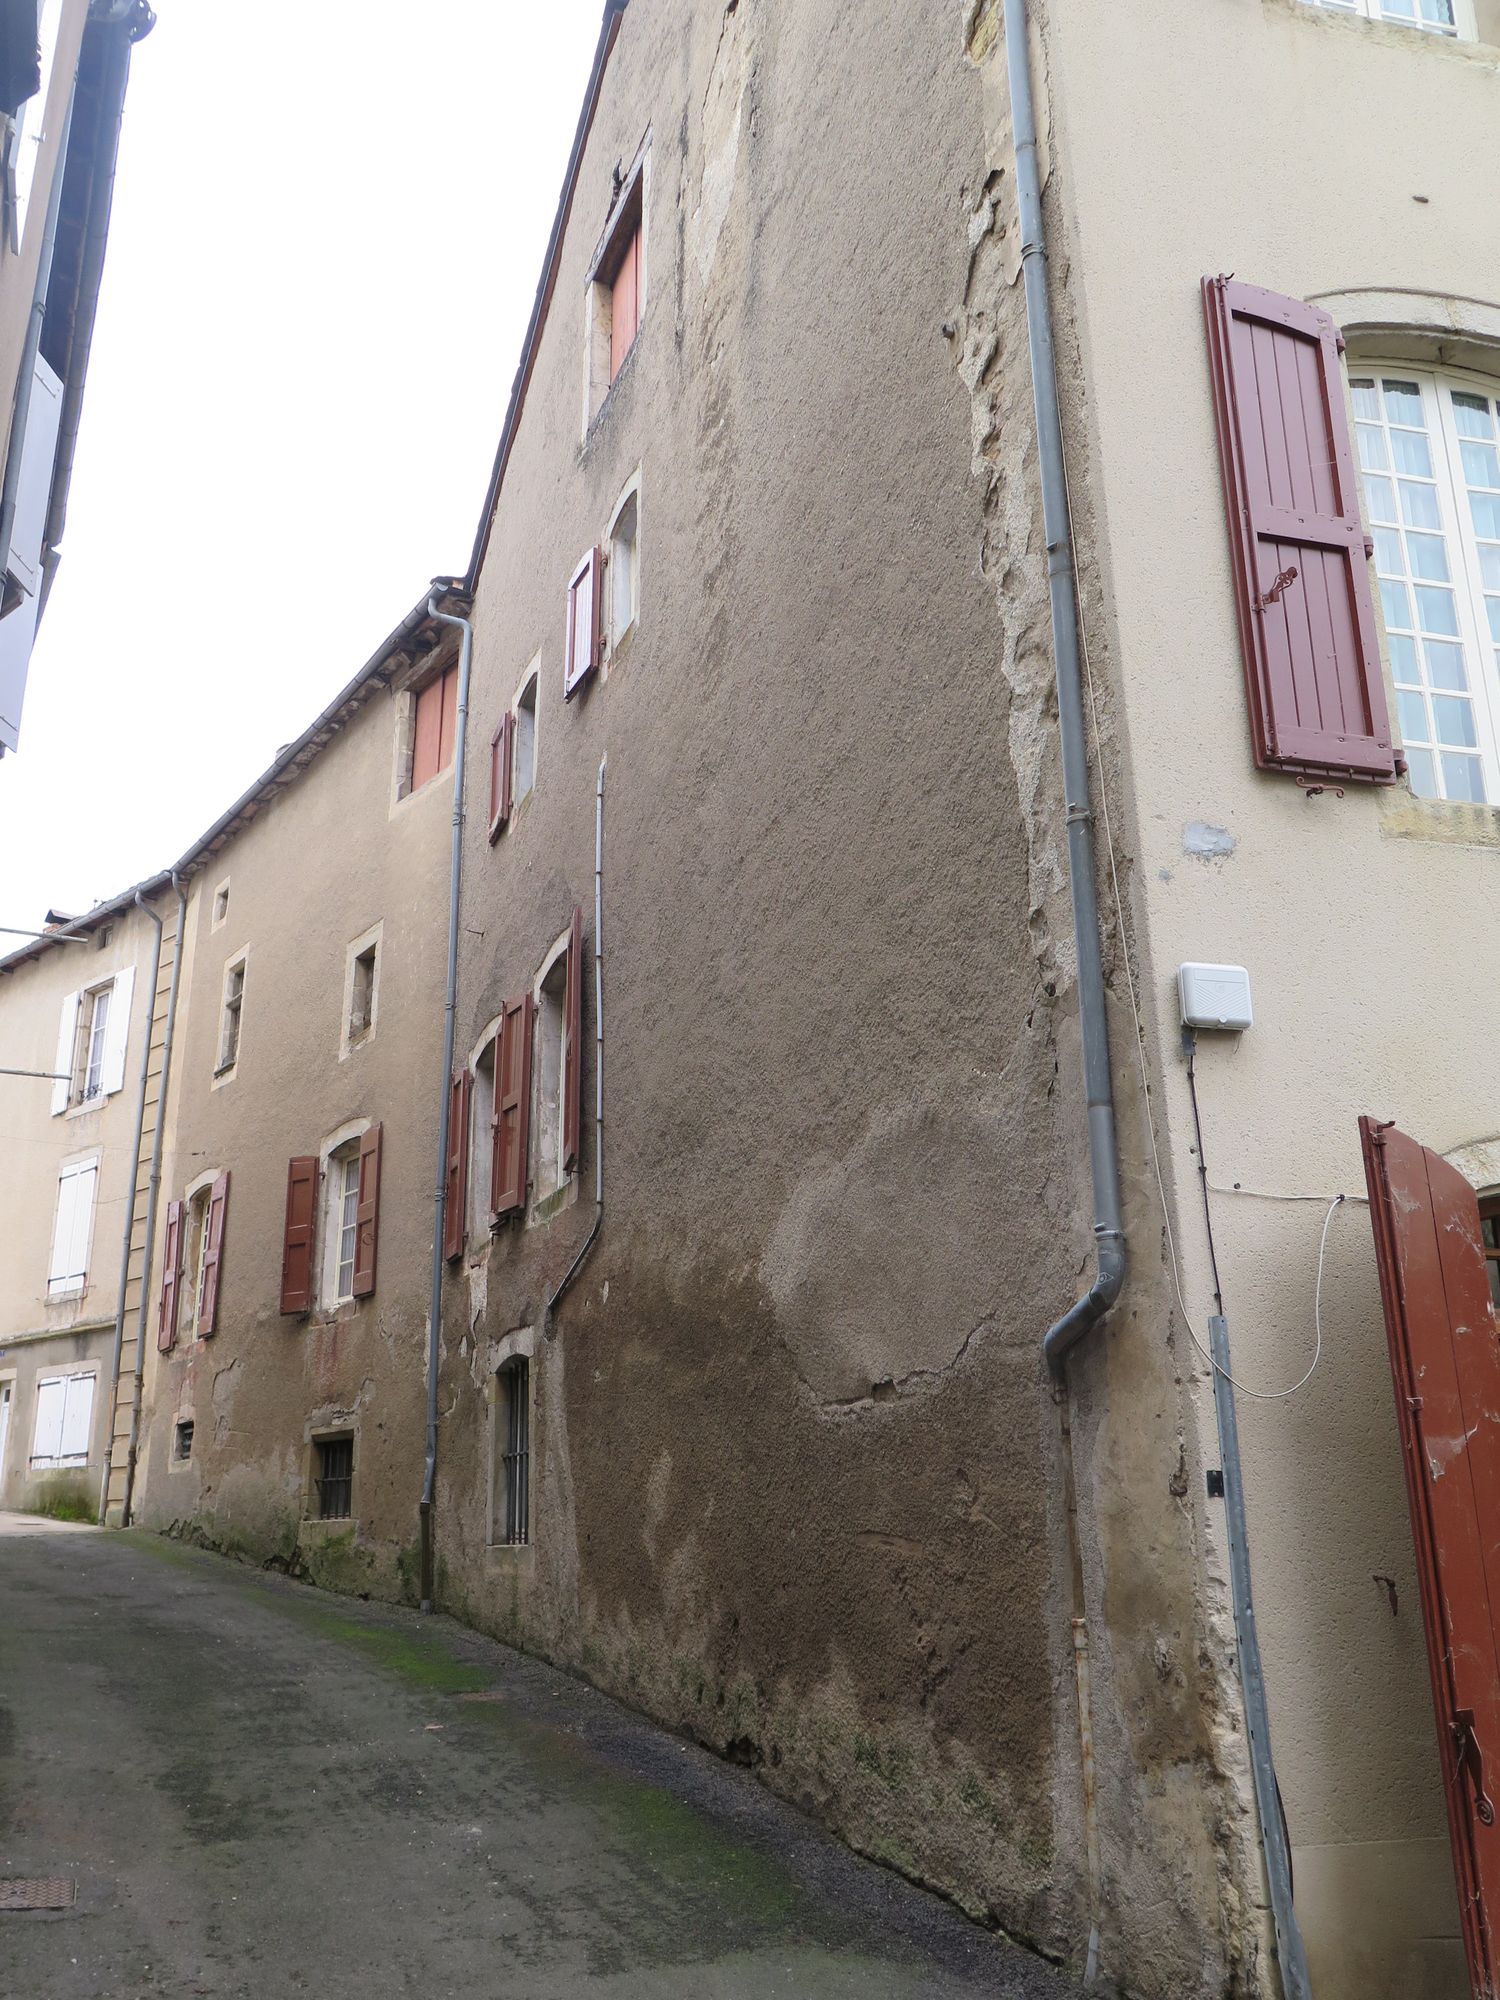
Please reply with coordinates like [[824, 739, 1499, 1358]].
[[67, 1162, 97, 1288], [47, 1169, 79, 1288], [51, 988, 79, 1114], [100, 965, 133, 1097], [4, 351, 63, 599], [30, 1377, 64, 1462], [58, 1375, 94, 1461], [47, 1161, 94, 1294], [0, 587, 39, 753]]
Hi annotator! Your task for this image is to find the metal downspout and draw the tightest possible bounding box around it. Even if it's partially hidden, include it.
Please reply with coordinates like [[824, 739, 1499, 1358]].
[[119, 870, 186, 1525], [0, 87, 73, 610], [420, 586, 474, 1614], [1002, 0, 1125, 1366], [544, 756, 605, 1333], [98, 883, 162, 1523]]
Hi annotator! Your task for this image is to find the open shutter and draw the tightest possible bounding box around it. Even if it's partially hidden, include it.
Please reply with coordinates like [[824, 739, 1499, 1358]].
[[444, 1072, 471, 1260], [1203, 277, 1397, 783], [610, 227, 640, 382], [99, 964, 133, 1097], [492, 995, 534, 1219], [352, 1121, 382, 1298], [489, 708, 515, 840], [158, 1199, 185, 1351], [197, 1170, 230, 1336], [58, 1374, 94, 1461], [280, 1156, 318, 1314], [563, 547, 603, 699], [4, 351, 62, 602], [31, 1378, 64, 1462], [1360, 1115, 1500, 1997], [563, 904, 584, 1172], [50, 988, 78, 1114]]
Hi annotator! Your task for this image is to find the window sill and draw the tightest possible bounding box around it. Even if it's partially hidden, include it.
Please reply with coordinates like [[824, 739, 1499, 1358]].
[[1279, 2, 1479, 50], [527, 1177, 578, 1230], [1379, 789, 1500, 848], [46, 1285, 86, 1304], [485, 1539, 533, 1560]]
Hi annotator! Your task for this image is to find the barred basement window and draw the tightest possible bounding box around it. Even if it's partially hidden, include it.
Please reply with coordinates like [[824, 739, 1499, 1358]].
[[1353, 370, 1500, 802], [495, 1359, 530, 1547], [314, 1435, 354, 1520]]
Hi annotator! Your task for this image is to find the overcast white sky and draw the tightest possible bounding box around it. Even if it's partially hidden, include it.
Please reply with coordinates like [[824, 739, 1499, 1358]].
[[0, 0, 604, 931]]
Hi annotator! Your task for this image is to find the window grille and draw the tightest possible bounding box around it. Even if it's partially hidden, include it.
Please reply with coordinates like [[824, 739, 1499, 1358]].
[[175, 1419, 194, 1462], [314, 1436, 353, 1520], [498, 1359, 529, 1546]]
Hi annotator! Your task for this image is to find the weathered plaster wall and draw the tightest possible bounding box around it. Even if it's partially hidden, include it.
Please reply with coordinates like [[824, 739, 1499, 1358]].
[[437, 1, 1239, 1989], [1041, 0, 1500, 1994], [132, 678, 451, 1601]]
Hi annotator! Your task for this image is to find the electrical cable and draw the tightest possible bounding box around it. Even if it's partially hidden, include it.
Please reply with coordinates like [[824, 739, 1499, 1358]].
[[1059, 443, 1347, 1403]]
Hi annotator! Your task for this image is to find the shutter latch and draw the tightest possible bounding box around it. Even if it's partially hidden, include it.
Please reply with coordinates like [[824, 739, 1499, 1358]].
[[1258, 565, 1299, 609], [1453, 1709, 1496, 1827]]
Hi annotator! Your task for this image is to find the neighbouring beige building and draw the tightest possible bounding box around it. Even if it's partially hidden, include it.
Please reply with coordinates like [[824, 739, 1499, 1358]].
[[0, 0, 155, 754], [126, 606, 457, 1597], [7, 4, 1500, 1998]]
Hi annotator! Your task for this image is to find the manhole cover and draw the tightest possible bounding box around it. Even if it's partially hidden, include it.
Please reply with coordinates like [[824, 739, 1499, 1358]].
[[0, 1878, 75, 1912]]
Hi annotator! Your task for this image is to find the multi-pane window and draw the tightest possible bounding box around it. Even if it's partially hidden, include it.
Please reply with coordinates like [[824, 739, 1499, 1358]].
[[333, 1150, 361, 1302], [1482, 1195, 1500, 1311], [218, 959, 245, 1073], [76, 983, 111, 1102], [1303, 0, 1466, 35], [1353, 371, 1500, 802], [185, 1187, 213, 1335]]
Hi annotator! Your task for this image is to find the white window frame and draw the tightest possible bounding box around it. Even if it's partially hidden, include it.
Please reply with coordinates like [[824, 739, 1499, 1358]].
[[317, 1120, 370, 1309], [47, 1155, 99, 1301], [581, 135, 651, 436], [29, 1369, 96, 1470], [210, 879, 230, 931], [512, 657, 541, 810], [215, 951, 247, 1081], [1300, 0, 1478, 39], [340, 922, 383, 1059], [468, 1015, 504, 1233], [531, 928, 573, 1209], [180, 1167, 221, 1340], [606, 473, 641, 661], [1352, 361, 1500, 804], [77, 979, 111, 1101], [8, 0, 64, 252]]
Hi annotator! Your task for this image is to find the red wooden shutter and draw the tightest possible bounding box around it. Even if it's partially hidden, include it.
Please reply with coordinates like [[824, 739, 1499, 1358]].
[[411, 675, 444, 789], [444, 1071, 471, 1261], [563, 904, 583, 1172], [437, 665, 458, 774], [158, 1199, 185, 1351], [1361, 1115, 1500, 1997], [1202, 277, 1397, 783], [489, 709, 515, 841], [280, 1156, 318, 1314], [610, 226, 640, 382], [353, 1122, 382, 1298], [564, 548, 602, 699], [492, 995, 533, 1219], [197, 1170, 230, 1337]]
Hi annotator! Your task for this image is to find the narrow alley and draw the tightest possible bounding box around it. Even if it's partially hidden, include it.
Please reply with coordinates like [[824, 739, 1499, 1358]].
[[0, 1516, 1067, 1999]]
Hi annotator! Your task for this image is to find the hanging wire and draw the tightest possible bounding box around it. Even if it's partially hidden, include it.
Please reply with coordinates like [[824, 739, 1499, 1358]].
[[1059, 445, 1348, 1402]]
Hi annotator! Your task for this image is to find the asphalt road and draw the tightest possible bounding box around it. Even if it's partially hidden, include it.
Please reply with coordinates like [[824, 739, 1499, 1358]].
[[0, 1514, 1071, 2000]]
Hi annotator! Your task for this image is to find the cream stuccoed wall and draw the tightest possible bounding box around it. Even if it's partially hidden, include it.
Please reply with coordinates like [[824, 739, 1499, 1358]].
[[0, 895, 164, 1514], [1036, 0, 1500, 1994], [131, 664, 452, 1599]]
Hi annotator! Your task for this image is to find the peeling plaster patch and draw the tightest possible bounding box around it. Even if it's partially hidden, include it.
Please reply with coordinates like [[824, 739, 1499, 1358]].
[[1183, 820, 1237, 863], [466, 1259, 488, 1334], [211, 1358, 241, 1446], [689, 0, 750, 284]]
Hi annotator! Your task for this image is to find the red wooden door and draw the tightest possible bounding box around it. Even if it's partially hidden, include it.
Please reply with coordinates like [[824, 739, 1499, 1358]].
[[1361, 1116, 1500, 1999]]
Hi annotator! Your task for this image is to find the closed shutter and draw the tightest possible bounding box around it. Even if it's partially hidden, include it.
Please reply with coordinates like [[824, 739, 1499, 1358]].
[[280, 1156, 318, 1314], [48, 1161, 95, 1294], [99, 964, 133, 1097], [1361, 1116, 1500, 1997], [352, 1122, 382, 1298], [411, 672, 446, 790], [444, 1071, 471, 1260], [30, 1377, 64, 1462], [198, 1171, 230, 1336], [489, 708, 515, 840], [50, 988, 78, 1114], [564, 549, 603, 699], [438, 664, 458, 773], [158, 1199, 185, 1350], [0, 583, 40, 753], [58, 1374, 94, 1461], [1202, 276, 1397, 782], [4, 350, 62, 600], [563, 905, 583, 1172], [610, 227, 640, 382], [492, 995, 534, 1220]]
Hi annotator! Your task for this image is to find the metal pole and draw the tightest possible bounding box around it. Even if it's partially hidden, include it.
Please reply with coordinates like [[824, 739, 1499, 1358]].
[[0, 1065, 70, 1079], [99, 889, 162, 1524], [420, 588, 474, 1614]]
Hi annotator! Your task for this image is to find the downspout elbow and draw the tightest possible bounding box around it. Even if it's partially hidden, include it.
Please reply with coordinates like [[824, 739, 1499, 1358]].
[[1044, 1229, 1126, 1373]]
